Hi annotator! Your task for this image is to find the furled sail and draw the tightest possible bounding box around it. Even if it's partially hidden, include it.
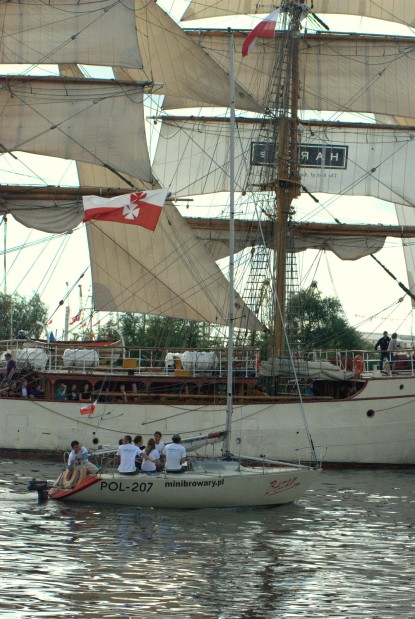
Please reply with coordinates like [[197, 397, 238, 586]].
[[8, 200, 83, 234], [87, 204, 264, 331], [153, 119, 415, 207], [181, 0, 415, 25], [185, 218, 387, 261], [0, 0, 142, 68]]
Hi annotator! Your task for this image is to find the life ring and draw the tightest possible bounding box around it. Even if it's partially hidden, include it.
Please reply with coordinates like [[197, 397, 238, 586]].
[[353, 354, 364, 375], [62, 466, 87, 489], [62, 468, 79, 489]]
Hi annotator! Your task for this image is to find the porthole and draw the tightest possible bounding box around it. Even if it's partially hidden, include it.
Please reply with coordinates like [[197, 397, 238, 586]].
[[367, 409, 375, 418], [92, 437, 99, 445], [399, 384, 404, 390]]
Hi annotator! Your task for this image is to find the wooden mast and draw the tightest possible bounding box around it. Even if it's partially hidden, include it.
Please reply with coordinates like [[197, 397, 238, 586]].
[[273, 3, 302, 356]]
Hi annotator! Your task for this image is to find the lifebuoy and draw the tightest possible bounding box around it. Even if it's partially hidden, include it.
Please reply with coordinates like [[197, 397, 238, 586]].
[[62, 466, 87, 489], [62, 468, 79, 489], [353, 354, 364, 374]]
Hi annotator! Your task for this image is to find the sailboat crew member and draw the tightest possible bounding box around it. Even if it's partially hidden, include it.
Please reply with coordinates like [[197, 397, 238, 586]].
[[164, 435, 186, 473], [67, 440, 98, 474], [117, 435, 141, 475]]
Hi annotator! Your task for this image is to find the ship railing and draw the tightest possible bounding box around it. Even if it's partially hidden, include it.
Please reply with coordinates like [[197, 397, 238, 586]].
[[305, 348, 415, 377], [0, 340, 260, 378]]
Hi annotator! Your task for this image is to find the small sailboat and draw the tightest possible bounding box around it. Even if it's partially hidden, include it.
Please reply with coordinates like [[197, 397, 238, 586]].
[[46, 32, 320, 508]]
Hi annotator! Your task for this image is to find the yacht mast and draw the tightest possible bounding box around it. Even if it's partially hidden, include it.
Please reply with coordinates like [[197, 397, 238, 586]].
[[224, 29, 236, 457]]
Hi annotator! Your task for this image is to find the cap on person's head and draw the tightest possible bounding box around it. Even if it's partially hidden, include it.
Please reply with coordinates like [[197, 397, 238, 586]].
[[172, 434, 181, 443]]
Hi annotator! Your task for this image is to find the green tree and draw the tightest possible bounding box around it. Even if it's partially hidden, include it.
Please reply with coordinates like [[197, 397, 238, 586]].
[[0, 292, 48, 340], [118, 314, 217, 349], [285, 284, 368, 352]]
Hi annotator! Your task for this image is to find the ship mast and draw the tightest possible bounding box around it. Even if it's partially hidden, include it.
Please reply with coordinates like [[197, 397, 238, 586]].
[[272, 2, 303, 356]]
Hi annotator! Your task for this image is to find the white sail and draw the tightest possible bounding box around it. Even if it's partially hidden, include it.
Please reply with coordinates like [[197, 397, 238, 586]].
[[188, 32, 415, 119], [181, 0, 415, 25], [0, 79, 152, 181], [87, 204, 264, 330], [153, 119, 415, 207], [110, 1, 263, 112], [395, 203, 415, 308], [0, 0, 142, 67], [76, 162, 159, 193]]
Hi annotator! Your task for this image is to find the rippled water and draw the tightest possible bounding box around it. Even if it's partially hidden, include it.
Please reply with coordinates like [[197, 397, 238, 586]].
[[0, 459, 414, 619]]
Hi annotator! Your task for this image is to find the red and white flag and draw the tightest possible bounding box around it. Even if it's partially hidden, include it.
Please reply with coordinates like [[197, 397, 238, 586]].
[[82, 188, 170, 232], [70, 310, 82, 325], [80, 399, 98, 415], [242, 8, 281, 57]]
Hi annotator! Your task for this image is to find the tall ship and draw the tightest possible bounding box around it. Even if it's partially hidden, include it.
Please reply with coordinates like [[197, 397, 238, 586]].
[[0, 0, 414, 466]]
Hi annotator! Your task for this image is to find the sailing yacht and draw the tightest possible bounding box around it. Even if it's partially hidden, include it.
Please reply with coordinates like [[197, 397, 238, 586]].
[[0, 1, 415, 467]]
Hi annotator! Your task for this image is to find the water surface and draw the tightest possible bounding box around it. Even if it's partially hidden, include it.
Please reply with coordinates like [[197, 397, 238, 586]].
[[0, 460, 413, 618]]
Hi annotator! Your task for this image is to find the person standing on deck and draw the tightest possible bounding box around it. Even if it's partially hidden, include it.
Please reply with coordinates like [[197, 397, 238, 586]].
[[2, 353, 16, 386], [387, 333, 400, 370], [374, 331, 390, 366]]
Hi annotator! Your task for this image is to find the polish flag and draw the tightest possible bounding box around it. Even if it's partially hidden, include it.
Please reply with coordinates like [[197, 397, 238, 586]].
[[242, 9, 281, 57], [80, 400, 98, 415], [83, 188, 170, 231]]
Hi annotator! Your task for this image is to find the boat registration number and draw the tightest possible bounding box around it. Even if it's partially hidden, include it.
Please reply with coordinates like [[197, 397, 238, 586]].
[[100, 481, 153, 493]]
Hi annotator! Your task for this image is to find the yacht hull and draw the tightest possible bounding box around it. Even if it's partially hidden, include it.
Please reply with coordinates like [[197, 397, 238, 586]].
[[1, 375, 414, 465], [48, 464, 319, 508]]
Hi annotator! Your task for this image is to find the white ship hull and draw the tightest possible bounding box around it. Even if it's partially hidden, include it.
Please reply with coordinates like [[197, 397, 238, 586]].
[[3, 374, 414, 465]]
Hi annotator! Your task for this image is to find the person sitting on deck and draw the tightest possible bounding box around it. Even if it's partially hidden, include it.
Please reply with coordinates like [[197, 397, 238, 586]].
[[133, 435, 145, 468], [79, 383, 92, 402], [164, 434, 187, 473], [67, 440, 98, 474], [32, 383, 45, 399], [7, 381, 17, 397], [305, 381, 314, 396], [118, 384, 128, 403], [68, 384, 79, 401], [154, 431, 165, 456], [20, 379, 30, 398], [56, 383, 67, 401], [117, 435, 141, 475], [141, 438, 160, 474]]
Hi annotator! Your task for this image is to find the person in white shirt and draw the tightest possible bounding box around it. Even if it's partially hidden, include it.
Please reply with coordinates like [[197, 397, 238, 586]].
[[141, 438, 160, 473], [387, 333, 400, 370], [67, 440, 98, 474], [117, 435, 141, 475], [153, 431, 165, 456], [164, 434, 186, 473]]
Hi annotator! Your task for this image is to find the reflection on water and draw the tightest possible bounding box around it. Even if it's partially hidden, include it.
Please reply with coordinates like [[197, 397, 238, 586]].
[[0, 459, 414, 618]]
